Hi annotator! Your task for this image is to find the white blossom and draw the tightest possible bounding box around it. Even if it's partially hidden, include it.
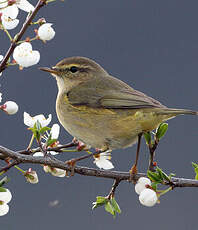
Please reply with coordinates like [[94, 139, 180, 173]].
[[50, 124, 60, 139], [0, 188, 12, 216], [139, 189, 158, 207], [0, 92, 2, 102], [16, 0, 34, 13], [93, 151, 114, 170], [13, 42, 40, 67], [0, 0, 34, 18], [24, 169, 39, 184], [1, 14, 19, 30], [0, 0, 34, 30], [38, 23, 55, 41], [24, 112, 52, 128], [135, 177, 151, 195], [0, 204, 9, 216], [50, 167, 66, 177], [33, 123, 60, 157], [3, 101, 18, 115], [43, 165, 66, 177], [0, 189, 12, 204]]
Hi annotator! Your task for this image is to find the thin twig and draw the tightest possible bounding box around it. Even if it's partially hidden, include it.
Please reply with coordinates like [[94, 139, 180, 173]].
[[0, 0, 47, 73], [148, 140, 158, 171], [107, 179, 122, 199]]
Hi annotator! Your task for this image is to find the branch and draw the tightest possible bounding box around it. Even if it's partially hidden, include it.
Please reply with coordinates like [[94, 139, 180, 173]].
[[0, 145, 198, 188], [0, 0, 47, 73]]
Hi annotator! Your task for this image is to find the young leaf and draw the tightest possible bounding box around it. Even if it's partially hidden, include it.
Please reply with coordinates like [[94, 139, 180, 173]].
[[96, 196, 107, 204], [0, 187, 7, 192], [105, 201, 115, 216], [147, 170, 162, 183], [192, 162, 198, 169], [144, 132, 151, 145], [40, 127, 51, 135], [156, 123, 168, 140], [92, 202, 106, 209], [92, 196, 108, 210], [47, 139, 57, 147], [111, 197, 121, 214]]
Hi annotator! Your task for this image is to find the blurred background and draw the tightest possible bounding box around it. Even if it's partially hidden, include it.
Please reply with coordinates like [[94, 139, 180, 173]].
[[1, 0, 198, 229]]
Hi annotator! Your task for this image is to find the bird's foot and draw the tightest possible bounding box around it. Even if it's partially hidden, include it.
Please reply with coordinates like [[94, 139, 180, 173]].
[[66, 158, 76, 176], [129, 164, 138, 183]]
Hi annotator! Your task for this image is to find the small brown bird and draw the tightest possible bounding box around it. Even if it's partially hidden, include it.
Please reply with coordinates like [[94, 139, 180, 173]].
[[40, 56, 197, 172]]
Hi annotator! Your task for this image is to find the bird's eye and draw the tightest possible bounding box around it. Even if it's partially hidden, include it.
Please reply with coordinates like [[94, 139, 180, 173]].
[[69, 66, 78, 73]]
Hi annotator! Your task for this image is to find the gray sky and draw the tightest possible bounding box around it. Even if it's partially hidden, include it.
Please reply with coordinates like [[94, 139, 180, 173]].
[[1, 0, 198, 229]]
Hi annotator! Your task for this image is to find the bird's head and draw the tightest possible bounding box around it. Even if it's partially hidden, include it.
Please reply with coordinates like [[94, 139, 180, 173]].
[[39, 56, 107, 92]]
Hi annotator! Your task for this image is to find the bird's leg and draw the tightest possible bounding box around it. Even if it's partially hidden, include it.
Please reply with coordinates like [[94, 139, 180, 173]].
[[129, 133, 142, 181]]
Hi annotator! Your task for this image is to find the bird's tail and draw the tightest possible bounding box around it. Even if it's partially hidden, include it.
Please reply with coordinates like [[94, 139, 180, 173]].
[[156, 108, 198, 116]]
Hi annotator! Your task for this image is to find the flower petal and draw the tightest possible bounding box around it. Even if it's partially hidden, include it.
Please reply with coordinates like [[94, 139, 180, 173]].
[[3, 101, 18, 115], [13, 42, 40, 67], [94, 159, 114, 170], [17, 0, 34, 12], [2, 5, 19, 19], [2, 15, 19, 30], [139, 189, 158, 207], [51, 168, 66, 177], [33, 152, 44, 157], [24, 112, 35, 127], [0, 189, 12, 204], [38, 23, 55, 41], [0, 204, 9, 216], [50, 124, 60, 139]]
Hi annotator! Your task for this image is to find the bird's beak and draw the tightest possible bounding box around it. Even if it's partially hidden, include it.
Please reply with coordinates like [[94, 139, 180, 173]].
[[39, 67, 58, 75]]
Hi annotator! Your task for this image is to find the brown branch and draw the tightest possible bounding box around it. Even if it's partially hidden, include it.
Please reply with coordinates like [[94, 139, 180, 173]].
[[107, 179, 121, 199], [0, 145, 198, 188], [0, 0, 47, 73]]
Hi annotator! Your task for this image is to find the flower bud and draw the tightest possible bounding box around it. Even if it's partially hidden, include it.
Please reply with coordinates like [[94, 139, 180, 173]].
[[0, 189, 12, 204], [2, 101, 18, 115], [135, 177, 151, 195], [38, 23, 55, 41], [0, 204, 9, 216], [139, 188, 158, 207]]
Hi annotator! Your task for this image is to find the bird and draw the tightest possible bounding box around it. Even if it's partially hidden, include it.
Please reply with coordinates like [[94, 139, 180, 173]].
[[39, 56, 197, 174]]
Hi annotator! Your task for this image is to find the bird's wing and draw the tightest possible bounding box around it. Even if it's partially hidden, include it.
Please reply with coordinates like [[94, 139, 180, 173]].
[[67, 84, 165, 109]]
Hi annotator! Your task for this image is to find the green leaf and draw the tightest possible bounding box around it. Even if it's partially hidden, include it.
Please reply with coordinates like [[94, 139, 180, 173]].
[[147, 170, 162, 183], [92, 196, 108, 210], [192, 162, 198, 169], [195, 174, 198, 180], [111, 197, 121, 214], [96, 196, 107, 204], [156, 167, 170, 182], [40, 127, 51, 135], [105, 201, 115, 216], [151, 182, 158, 191], [47, 139, 57, 147], [92, 202, 105, 209], [144, 132, 151, 145], [0, 187, 7, 192], [156, 123, 168, 140], [156, 167, 164, 180]]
